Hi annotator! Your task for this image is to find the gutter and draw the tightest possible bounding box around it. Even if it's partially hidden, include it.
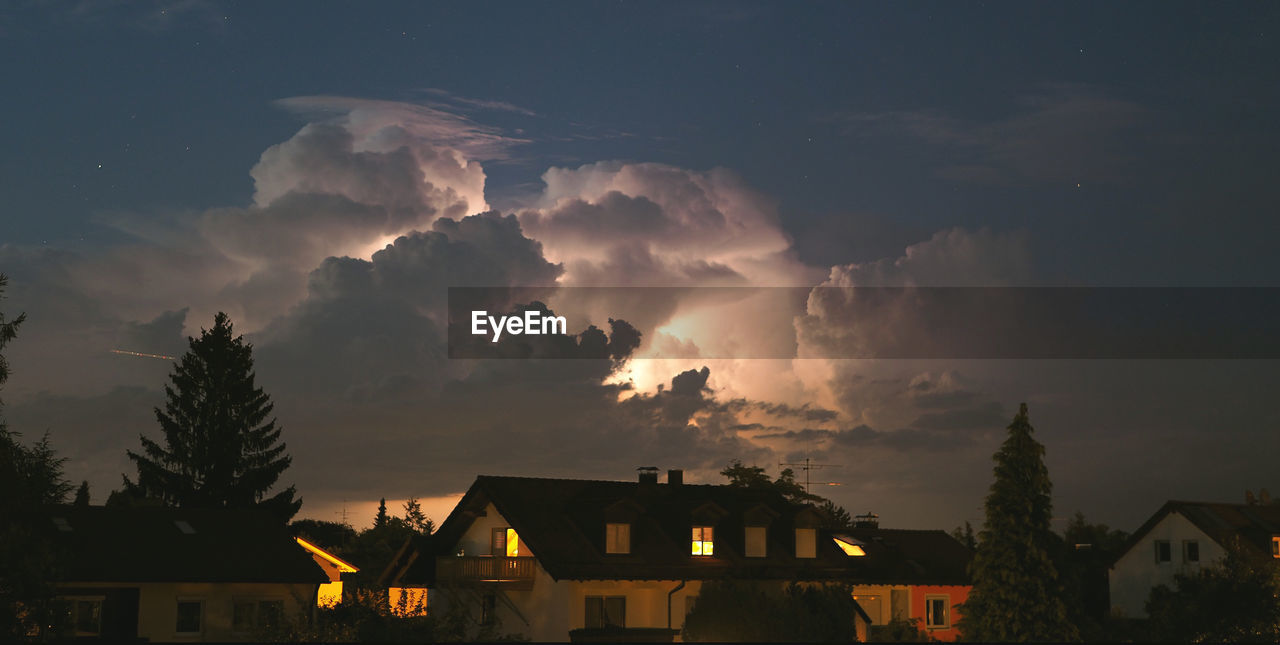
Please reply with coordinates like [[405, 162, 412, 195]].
[[667, 580, 687, 630]]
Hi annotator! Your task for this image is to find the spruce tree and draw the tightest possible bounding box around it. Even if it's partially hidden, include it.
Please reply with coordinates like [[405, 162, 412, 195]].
[[374, 498, 389, 528], [960, 403, 1078, 641], [124, 312, 300, 522]]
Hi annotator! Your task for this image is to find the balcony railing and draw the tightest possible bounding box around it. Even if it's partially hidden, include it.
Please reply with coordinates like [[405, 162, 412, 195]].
[[436, 556, 536, 589]]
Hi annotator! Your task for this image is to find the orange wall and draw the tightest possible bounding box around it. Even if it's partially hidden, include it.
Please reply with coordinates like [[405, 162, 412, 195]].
[[910, 584, 969, 642]]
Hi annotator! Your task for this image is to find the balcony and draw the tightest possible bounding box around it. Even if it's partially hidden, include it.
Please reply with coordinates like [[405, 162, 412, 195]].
[[436, 556, 536, 590]]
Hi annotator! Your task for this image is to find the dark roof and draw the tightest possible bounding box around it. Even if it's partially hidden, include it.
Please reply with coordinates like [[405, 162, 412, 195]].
[[35, 505, 328, 584], [1117, 500, 1280, 565], [393, 475, 970, 586]]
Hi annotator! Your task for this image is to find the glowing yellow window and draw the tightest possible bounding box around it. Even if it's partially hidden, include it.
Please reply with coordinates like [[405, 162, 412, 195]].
[[833, 535, 866, 556], [492, 527, 522, 557], [1272, 536, 1279, 558], [692, 526, 714, 556]]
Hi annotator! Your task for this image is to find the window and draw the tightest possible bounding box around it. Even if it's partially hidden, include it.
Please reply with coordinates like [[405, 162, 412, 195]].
[[1272, 536, 1279, 558], [833, 535, 866, 556], [585, 596, 626, 629], [692, 526, 714, 556], [1154, 539, 1172, 563], [64, 597, 102, 636], [745, 526, 767, 557], [175, 600, 203, 635], [606, 523, 631, 554], [854, 595, 883, 625], [1183, 540, 1200, 563], [925, 595, 950, 629], [795, 528, 817, 558], [492, 527, 521, 557]]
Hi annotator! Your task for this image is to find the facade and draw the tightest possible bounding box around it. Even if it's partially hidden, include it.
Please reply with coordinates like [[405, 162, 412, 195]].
[[1109, 500, 1280, 618], [295, 536, 360, 607], [40, 505, 328, 642], [842, 527, 972, 641], [382, 469, 971, 642]]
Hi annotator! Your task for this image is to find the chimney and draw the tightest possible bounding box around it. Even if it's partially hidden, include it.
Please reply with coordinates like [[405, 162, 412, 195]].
[[853, 512, 879, 529], [637, 466, 659, 486], [668, 469, 683, 486]]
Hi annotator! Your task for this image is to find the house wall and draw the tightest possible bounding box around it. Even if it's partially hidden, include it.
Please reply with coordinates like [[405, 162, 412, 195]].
[[851, 584, 967, 642], [60, 581, 316, 642], [458, 502, 518, 556], [1109, 511, 1221, 618]]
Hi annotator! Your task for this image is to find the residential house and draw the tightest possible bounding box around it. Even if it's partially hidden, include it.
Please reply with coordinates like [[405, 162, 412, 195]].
[[841, 518, 972, 642], [382, 469, 970, 642], [1109, 500, 1280, 617], [39, 505, 328, 642]]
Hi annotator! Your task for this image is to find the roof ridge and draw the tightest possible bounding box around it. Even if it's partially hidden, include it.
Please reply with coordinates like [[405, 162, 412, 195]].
[[475, 474, 721, 487]]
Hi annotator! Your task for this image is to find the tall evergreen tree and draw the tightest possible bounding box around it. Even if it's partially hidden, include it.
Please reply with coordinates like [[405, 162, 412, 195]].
[[124, 312, 300, 522], [960, 403, 1078, 641], [374, 498, 389, 528]]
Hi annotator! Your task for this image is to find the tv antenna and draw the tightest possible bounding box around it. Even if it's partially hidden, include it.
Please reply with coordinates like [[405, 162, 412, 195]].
[[778, 457, 843, 495]]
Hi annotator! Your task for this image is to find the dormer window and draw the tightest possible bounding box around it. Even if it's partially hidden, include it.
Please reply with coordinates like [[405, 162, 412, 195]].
[[833, 535, 867, 556], [692, 526, 714, 556], [606, 523, 631, 554], [795, 528, 817, 558]]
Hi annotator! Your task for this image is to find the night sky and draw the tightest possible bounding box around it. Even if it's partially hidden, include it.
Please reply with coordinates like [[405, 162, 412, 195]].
[[2, 1, 1278, 531]]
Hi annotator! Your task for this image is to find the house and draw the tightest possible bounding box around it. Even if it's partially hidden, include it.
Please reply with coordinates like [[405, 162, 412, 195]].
[[295, 536, 360, 607], [841, 518, 972, 642], [381, 469, 970, 642], [38, 505, 328, 641], [1109, 500, 1280, 617]]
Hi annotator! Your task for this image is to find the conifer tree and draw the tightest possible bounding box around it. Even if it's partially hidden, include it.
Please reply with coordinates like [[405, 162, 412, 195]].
[[124, 312, 300, 522], [374, 498, 389, 528], [960, 403, 1078, 641]]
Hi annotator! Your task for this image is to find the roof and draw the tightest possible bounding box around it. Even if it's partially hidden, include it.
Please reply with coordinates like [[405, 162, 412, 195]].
[[391, 475, 970, 586], [1116, 500, 1280, 565], [35, 505, 328, 584]]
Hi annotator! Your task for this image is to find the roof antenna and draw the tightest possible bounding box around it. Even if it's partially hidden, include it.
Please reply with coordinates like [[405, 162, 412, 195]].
[[777, 457, 843, 495]]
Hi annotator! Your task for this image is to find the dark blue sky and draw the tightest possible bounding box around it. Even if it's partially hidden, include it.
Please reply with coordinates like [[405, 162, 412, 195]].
[[4, 1, 1277, 282], [3, 2, 1280, 528]]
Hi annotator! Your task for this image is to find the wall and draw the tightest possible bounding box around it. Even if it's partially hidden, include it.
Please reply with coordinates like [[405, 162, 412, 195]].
[[61, 580, 316, 642], [1109, 511, 1220, 618], [910, 584, 968, 642]]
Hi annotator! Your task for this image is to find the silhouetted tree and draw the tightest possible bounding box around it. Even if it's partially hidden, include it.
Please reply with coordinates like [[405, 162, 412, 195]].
[[374, 498, 389, 528], [950, 521, 977, 550], [682, 580, 860, 642], [0, 275, 72, 638], [1146, 539, 1280, 641], [73, 480, 90, 506], [402, 498, 433, 535], [960, 403, 1078, 641], [124, 312, 300, 522], [721, 460, 824, 505]]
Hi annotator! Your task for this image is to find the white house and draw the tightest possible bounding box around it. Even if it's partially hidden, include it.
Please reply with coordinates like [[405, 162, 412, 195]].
[[1109, 500, 1280, 618]]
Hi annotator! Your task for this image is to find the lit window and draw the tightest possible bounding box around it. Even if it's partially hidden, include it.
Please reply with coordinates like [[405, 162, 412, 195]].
[[833, 535, 866, 556], [492, 527, 523, 557], [1183, 540, 1200, 563], [745, 526, 767, 558], [692, 526, 714, 556], [1272, 536, 1279, 558], [796, 528, 817, 558], [585, 596, 626, 628], [1154, 540, 1172, 563], [506, 528, 521, 557], [925, 595, 950, 629], [176, 600, 203, 635], [606, 523, 631, 554]]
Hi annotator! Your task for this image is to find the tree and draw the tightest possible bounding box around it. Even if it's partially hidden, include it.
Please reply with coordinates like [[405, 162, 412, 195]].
[[375, 498, 389, 528], [682, 580, 861, 642], [721, 460, 824, 505], [959, 403, 1078, 641], [1146, 539, 1280, 642], [402, 498, 433, 535], [950, 521, 977, 550], [0, 275, 73, 638], [124, 312, 301, 522], [73, 480, 90, 506]]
